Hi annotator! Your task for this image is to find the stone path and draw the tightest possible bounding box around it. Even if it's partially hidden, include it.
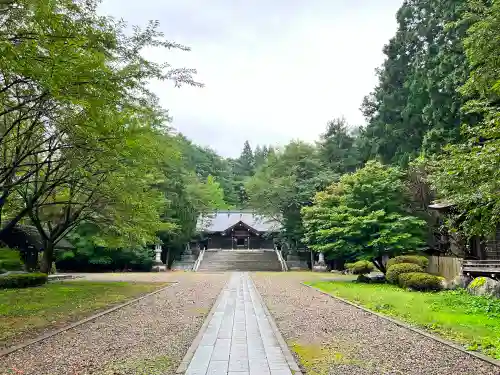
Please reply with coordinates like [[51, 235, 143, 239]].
[[184, 272, 298, 375]]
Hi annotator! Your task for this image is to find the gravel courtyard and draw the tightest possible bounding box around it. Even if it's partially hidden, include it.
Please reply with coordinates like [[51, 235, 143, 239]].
[[252, 272, 499, 375], [0, 273, 228, 375]]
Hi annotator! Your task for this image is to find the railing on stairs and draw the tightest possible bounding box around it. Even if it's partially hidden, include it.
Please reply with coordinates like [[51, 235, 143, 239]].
[[275, 249, 288, 272], [193, 248, 205, 272]]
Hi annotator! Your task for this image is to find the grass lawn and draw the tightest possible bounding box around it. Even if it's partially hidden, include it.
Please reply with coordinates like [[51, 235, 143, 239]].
[[0, 281, 168, 347], [307, 280, 500, 360]]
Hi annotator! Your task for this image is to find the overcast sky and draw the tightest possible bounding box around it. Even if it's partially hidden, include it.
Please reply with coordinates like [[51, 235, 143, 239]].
[[99, 0, 403, 157]]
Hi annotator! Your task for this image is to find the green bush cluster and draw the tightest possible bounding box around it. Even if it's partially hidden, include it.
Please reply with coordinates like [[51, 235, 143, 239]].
[[386, 263, 423, 284], [398, 272, 443, 291], [348, 260, 375, 275], [386, 255, 428, 270], [0, 248, 23, 272], [0, 272, 48, 288], [56, 247, 154, 272]]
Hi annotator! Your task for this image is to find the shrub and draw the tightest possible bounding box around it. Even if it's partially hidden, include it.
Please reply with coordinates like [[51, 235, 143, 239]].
[[386, 255, 429, 270], [0, 248, 23, 272], [0, 272, 48, 288], [398, 272, 443, 291], [344, 262, 355, 271], [349, 260, 375, 275], [386, 263, 423, 284]]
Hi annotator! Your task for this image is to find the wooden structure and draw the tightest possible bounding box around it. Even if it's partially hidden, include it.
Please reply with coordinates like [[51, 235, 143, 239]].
[[192, 211, 280, 250], [462, 260, 500, 279], [429, 202, 500, 278]]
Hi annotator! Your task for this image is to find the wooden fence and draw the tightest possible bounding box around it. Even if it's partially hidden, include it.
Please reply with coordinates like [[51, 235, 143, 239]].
[[427, 256, 462, 280]]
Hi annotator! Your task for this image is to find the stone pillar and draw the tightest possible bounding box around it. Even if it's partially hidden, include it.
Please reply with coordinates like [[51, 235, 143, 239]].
[[313, 251, 328, 272]]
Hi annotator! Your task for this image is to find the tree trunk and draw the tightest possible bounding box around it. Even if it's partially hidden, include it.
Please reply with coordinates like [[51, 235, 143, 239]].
[[40, 241, 54, 274], [166, 247, 171, 269], [373, 256, 386, 274]]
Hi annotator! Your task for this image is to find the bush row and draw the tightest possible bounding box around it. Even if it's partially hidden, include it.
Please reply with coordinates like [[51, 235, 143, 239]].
[[386, 263, 423, 284], [0, 273, 48, 288], [386, 255, 442, 292]]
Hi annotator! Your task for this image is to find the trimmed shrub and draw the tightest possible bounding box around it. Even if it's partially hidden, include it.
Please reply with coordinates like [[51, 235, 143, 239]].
[[386, 263, 423, 284], [349, 260, 375, 275], [386, 255, 429, 270], [0, 248, 23, 272], [344, 262, 355, 271], [0, 273, 48, 288], [398, 272, 443, 291]]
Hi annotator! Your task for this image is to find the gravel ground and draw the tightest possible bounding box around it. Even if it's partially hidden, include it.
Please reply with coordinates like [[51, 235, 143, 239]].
[[0, 273, 228, 375], [251, 272, 500, 375]]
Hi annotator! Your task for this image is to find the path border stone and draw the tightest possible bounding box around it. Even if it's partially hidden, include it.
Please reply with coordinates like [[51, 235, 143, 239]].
[[175, 279, 227, 373], [249, 275, 303, 375], [302, 282, 500, 368], [0, 282, 177, 358]]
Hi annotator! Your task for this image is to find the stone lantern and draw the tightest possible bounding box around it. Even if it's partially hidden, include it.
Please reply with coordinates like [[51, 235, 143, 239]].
[[152, 243, 167, 272], [313, 251, 328, 272]]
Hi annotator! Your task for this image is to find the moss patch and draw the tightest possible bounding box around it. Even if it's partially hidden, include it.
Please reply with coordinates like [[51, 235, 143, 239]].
[[100, 355, 171, 375], [289, 341, 371, 374], [469, 277, 487, 289]]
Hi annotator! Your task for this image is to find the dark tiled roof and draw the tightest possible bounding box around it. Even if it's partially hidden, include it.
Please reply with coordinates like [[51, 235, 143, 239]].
[[197, 211, 280, 233]]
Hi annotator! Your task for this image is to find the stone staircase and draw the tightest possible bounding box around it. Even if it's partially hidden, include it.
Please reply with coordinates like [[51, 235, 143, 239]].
[[197, 250, 283, 272]]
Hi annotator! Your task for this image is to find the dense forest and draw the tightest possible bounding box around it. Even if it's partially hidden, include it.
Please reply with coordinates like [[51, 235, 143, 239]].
[[242, 0, 500, 267], [1, 0, 499, 272]]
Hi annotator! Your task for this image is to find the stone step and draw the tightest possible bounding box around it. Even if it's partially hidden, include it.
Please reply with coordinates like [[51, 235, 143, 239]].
[[198, 250, 282, 272]]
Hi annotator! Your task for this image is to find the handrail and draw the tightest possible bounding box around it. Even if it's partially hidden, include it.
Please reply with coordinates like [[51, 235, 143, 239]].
[[193, 248, 205, 272], [275, 249, 288, 272]]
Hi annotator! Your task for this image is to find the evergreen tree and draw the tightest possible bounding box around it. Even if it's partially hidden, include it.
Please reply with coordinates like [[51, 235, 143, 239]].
[[318, 118, 361, 175], [361, 0, 471, 166]]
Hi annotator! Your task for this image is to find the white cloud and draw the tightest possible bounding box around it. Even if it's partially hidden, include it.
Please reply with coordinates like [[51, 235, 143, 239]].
[[99, 0, 403, 157]]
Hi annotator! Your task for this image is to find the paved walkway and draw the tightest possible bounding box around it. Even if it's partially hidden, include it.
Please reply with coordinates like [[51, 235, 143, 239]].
[[184, 272, 297, 375]]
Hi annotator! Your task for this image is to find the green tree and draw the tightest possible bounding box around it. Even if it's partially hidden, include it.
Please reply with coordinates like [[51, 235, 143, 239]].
[[0, 0, 201, 272], [360, 0, 471, 166], [317, 118, 361, 175], [428, 0, 500, 238], [246, 141, 334, 248], [302, 161, 426, 272], [237, 140, 255, 176]]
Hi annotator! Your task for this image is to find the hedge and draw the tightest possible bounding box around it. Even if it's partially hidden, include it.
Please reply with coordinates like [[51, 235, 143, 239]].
[[398, 272, 443, 291], [386, 255, 429, 270], [0, 273, 48, 288], [386, 263, 423, 284], [0, 258, 23, 271], [0, 248, 23, 272]]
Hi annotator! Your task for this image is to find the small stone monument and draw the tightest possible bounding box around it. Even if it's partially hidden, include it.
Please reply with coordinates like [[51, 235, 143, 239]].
[[152, 243, 167, 272], [171, 244, 198, 271], [286, 248, 308, 270], [312, 252, 328, 272]]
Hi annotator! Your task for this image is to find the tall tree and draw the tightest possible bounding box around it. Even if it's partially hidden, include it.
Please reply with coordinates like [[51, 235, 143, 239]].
[[245, 141, 334, 248], [361, 0, 471, 166], [318, 118, 361, 175], [0, 0, 201, 272], [235, 140, 255, 177], [428, 0, 500, 238]]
